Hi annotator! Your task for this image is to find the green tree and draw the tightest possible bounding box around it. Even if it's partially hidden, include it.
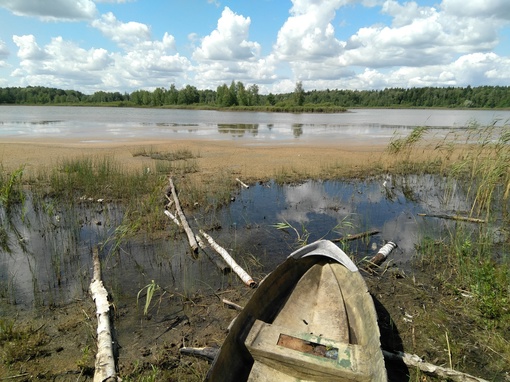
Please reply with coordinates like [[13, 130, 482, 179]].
[[294, 81, 305, 106]]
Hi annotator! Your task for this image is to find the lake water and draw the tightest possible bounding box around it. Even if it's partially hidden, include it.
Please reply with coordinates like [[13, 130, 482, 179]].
[[0, 106, 506, 307], [1, 106, 509, 144]]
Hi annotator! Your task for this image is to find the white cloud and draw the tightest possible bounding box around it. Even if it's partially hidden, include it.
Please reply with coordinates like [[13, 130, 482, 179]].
[[442, 0, 510, 20], [0, 0, 96, 21], [11, 35, 113, 88], [192, 7, 260, 61], [92, 12, 152, 48], [13, 35, 48, 60], [0, 39, 9, 59], [273, 0, 346, 61]]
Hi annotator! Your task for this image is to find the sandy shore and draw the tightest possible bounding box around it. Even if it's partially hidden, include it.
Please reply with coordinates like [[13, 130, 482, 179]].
[[0, 137, 387, 181]]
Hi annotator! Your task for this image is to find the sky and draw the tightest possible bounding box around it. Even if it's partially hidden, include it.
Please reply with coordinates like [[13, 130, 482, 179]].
[[0, 0, 510, 95]]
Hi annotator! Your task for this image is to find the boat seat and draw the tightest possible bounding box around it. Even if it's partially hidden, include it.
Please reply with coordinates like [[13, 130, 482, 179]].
[[245, 319, 371, 381]]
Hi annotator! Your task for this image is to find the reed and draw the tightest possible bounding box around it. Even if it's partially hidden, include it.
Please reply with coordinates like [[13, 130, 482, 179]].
[[0, 166, 25, 213]]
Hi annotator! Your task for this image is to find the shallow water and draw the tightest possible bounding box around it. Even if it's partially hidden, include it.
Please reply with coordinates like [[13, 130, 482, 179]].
[[0, 174, 479, 309], [1, 106, 509, 144]]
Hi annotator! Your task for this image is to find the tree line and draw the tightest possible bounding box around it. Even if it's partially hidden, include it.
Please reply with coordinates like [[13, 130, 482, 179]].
[[1, 83, 510, 109]]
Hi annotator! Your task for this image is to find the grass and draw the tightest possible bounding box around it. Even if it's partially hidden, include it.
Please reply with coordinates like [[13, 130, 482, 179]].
[[0, 318, 49, 365], [0, 166, 25, 214], [1, 125, 509, 380]]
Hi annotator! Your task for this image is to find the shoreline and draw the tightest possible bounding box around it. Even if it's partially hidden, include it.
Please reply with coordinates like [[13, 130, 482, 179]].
[[0, 138, 388, 181]]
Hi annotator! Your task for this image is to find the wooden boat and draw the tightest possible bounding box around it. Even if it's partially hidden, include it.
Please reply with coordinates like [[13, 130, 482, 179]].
[[206, 240, 387, 381]]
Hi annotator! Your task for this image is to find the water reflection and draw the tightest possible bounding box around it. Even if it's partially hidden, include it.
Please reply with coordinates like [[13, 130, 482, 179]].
[[0, 175, 481, 309], [1, 106, 509, 143]]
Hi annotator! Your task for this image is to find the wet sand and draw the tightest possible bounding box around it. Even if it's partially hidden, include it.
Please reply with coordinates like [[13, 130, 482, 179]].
[[0, 137, 387, 180]]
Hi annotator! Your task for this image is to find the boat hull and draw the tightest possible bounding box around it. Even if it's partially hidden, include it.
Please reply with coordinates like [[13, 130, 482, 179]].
[[206, 240, 387, 381]]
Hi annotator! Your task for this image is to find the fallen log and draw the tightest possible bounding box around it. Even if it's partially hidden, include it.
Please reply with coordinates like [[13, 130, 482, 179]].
[[383, 350, 488, 382], [90, 247, 117, 382], [199, 238, 232, 275], [199, 230, 257, 288], [332, 229, 380, 242], [417, 213, 485, 224], [163, 209, 231, 274], [236, 178, 249, 189], [222, 299, 243, 311], [366, 241, 397, 269], [164, 209, 181, 227], [168, 177, 199, 254], [180, 347, 219, 361]]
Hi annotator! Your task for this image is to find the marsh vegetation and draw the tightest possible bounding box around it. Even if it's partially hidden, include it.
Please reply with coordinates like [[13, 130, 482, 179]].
[[0, 123, 509, 381]]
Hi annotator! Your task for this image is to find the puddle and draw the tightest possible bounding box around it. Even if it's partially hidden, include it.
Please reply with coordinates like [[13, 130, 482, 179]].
[[0, 174, 482, 310]]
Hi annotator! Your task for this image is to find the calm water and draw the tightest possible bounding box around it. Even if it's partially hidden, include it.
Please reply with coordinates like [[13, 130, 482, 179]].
[[0, 106, 505, 307], [1, 175, 478, 308], [1, 106, 509, 144]]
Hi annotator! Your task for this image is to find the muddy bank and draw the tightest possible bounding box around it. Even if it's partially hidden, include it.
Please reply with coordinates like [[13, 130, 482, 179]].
[[0, 137, 507, 381]]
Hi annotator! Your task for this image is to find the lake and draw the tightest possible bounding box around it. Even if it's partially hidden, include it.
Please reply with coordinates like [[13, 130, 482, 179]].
[[1, 106, 509, 144]]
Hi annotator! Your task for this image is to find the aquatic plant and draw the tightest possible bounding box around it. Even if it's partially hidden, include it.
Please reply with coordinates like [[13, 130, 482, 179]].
[[137, 279, 161, 316], [272, 219, 310, 247], [0, 166, 25, 212]]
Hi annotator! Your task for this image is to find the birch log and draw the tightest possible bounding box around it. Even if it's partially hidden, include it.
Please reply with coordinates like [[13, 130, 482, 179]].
[[163, 209, 231, 274], [367, 241, 397, 268], [383, 351, 489, 382], [199, 230, 257, 288], [236, 178, 249, 189], [168, 177, 199, 254], [90, 247, 117, 382]]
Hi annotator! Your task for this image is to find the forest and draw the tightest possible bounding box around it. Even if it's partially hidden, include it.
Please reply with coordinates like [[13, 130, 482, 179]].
[[1, 82, 510, 110]]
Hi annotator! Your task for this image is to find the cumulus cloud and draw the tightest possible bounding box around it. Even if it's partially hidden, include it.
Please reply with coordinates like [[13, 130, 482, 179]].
[[0, 39, 9, 59], [89, 13, 189, 88], [2, 0, 510, 93], [442, 0, 510, 19], [274, 0, 345, 61], [192, 7, 260, 61], [0, 0, 96, 21], [340, 1, 500, 68], [92, 12, 153, 48], [11, 35, 113, 88]]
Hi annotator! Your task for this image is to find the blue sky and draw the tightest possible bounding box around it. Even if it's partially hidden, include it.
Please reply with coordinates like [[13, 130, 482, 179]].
[[1, 0, 510, 94]]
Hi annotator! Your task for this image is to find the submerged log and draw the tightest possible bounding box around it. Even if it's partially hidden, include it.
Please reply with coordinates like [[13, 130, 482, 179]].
[[200, 230, 257, 288], [332, 229, 380, 242], [383, 351, 488, 382], [168, 177, 199, 254], [417, 213, 485, 224], [90, 247, 117, 382]]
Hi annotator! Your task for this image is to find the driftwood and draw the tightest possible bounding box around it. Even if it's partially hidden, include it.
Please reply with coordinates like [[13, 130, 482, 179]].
[[198, 237, 232, 275], [417, 213, 485, 224], [164, 209, 181, 227], [163, 209, 231, 274], [383, 351, 488, 382], [236, 178, 249, 189], [199, 230, 257, 288], [332, 229, 380, 242], [168, 177, 199, 254], [90, 247, 117, 382], [222, 299, 243, 311], [180, 347, 219, 361], [366, 241, 397, 269]]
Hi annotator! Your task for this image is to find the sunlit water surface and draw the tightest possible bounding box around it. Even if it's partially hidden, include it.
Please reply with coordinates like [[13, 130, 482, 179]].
[[1, 106, 509, 144], [1, 175, 486, 309]]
